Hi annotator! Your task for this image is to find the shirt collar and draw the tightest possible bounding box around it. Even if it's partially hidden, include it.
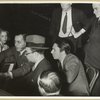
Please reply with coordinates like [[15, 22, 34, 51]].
[[62, 7, 71, 14], [20, 48, 26, 56], [32, 56, 44, 71]]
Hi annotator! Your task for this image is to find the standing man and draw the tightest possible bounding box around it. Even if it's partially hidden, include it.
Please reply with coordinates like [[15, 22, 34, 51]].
[[84, 4, 100, 96], [50, 3, 89, 54]]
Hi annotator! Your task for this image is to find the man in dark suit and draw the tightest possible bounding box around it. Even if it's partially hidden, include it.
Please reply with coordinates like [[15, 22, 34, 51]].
[[0, 34, 33, 79], [84, 4, 100, 96], [17, 35, 52, 96], [49, 3, 89, 54], [0, 34, 34, 95]]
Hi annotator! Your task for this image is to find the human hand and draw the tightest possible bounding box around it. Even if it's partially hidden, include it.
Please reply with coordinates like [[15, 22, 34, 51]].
[[71, 27, 85, 38]]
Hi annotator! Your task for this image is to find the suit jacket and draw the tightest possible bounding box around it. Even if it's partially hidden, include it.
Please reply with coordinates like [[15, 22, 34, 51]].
[[8, 58, 52, 96], [0, 47, 33, 78], [85, 16, 100, 69], [49, 7, 89, 45], [60, 54, 89, 96]]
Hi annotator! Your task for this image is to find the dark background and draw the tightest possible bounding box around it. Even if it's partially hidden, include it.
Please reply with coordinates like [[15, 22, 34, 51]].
[[0, 3, 93, 46]]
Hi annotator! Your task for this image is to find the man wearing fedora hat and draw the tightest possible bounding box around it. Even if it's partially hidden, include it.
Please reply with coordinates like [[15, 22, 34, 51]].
[[19, 35, 53, 96]]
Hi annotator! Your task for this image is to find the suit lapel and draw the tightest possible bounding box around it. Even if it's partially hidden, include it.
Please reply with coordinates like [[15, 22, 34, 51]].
[[57, 8, 62, 33], [72, 7, 75, 27]]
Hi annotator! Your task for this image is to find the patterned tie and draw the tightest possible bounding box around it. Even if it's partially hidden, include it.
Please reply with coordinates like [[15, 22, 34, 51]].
[[62, 13, 67, 34]]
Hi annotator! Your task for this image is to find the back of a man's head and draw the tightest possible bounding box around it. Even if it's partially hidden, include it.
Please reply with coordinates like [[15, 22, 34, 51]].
[[38, 71, 61, 96]]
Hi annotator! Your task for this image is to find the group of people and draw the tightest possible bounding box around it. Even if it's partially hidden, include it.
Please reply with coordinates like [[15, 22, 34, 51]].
[[49, 3, 100, 96], [0, 3, 99, 96]]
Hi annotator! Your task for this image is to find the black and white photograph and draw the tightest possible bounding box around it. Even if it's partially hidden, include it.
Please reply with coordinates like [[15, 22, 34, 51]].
[[0, 2, 99, 97]]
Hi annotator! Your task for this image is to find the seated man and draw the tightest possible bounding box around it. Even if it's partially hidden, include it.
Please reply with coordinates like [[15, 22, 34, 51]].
[[51, 37, 89, 96], [0, 34, 33, 79], [22, 35, 53, 96], [0, 34, 33, 95], [37, 70, 61, 96]]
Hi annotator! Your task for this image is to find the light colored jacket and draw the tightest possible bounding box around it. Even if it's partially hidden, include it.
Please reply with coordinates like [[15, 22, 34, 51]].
[[63, 53, 89, 95]]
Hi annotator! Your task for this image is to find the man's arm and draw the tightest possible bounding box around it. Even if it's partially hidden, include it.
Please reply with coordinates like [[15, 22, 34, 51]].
[[11, 62, 33, 78], [64, 56, 80, 83], [0, 62, 34, 79]]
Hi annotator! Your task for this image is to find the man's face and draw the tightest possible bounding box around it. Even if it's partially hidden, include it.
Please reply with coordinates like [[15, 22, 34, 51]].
[[25, 47, 36, 62], [0, 31, 8, 44], [60, 3, 72, 11], [15, 35, 26, 52], [51, 43, 60, 60], [93, 4, 100, 18]]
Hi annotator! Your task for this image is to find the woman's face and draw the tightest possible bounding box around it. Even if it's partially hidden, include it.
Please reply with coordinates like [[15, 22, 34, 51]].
[[0, 31, 8, 44]]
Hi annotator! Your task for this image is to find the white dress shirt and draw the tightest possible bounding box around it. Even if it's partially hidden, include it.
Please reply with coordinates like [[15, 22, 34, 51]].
[[59, 8, 85, 38], [32, 56, 44, 72], [59, 8, 74, 37]]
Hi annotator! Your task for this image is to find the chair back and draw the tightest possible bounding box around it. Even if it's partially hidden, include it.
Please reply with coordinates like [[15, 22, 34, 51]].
[[86, 66, 99, 92]]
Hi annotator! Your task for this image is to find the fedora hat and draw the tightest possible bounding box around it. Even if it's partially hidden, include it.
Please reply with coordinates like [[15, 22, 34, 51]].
[[26, 35, 48, 49]]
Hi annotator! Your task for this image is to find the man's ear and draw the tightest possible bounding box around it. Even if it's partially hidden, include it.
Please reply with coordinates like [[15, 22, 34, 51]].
[[34, 51, 39, 56]]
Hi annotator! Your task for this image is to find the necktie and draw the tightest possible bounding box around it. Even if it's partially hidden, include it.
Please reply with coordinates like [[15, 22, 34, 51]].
[[57, 61, 62, 71], [62, 13, 67, 34]]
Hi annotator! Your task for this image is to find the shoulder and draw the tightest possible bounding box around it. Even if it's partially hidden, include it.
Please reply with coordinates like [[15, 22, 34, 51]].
[[3, 44, 9, 50], [66, 54, 79, 63], [52, 8, 62, 16], [53, 8, 61, 13], [91, 15, 97, 23], [4, 47, 16, 56], [38, 58, 52, 70], [72, 7, 83, 13], [72, 7, 85, 16], [64, 54, 81, 70], [40, 58, 51, 66]]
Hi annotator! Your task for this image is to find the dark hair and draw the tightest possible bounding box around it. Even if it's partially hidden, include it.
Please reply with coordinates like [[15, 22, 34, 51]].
[[54, 37, 74, 54]]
